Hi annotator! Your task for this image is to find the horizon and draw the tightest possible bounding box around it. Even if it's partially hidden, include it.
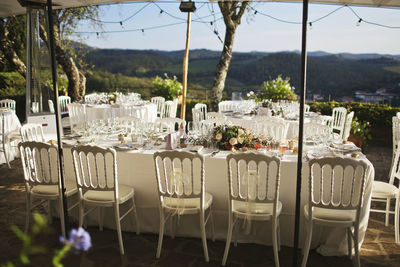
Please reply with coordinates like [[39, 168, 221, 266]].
[[73, 2, 400, 55]]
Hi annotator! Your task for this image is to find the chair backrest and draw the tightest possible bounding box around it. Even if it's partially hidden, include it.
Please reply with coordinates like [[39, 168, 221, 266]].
[[48, 100, 55, 113], [307, 157, 369, 221], [342, 111, 354, 141], [162, 100, 176, 118], [67, 103, 86, 131], [194, 103, 207, 121], [118, 116, 140, 134], [206, 112, 225, 120], [151, 96, 165, 117], [226, 153, 281, 210], [84, 94, 97, 104], [153, 151, 205, 205], [388, 141, 400, 186], [331, 107, 347, 135], [392, 117, 400, 160], [0, 99, 16, 112], [304, 104, 310, 113], [19, 141, 60, 188], [72, 145, 118, 198], [256, 120, 288, 143], [192, 108, 203, 122], [20, 123, 45, 142], [58, 96, 71, 114], [218, 101, 235, 113]]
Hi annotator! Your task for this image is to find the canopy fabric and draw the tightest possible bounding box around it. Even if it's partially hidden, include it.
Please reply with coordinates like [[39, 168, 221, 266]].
[[1, 0, 399, 17]]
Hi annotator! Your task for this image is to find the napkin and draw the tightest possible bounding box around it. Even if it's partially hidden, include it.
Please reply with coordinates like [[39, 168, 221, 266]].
[[165, 132, 179, 150]]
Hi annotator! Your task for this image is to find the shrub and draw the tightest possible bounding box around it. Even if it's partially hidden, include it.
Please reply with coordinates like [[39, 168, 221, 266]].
[[151, 74, 182, 101], [258, 75, 297, 101]]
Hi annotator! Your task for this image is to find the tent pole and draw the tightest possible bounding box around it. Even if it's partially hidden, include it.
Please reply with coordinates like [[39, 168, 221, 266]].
[[293, 0, 309, 266], [46, 0, 69, 236], [180, 11, 191, 120]]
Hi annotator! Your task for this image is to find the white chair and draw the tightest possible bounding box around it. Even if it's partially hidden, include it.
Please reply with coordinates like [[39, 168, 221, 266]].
[[218, 101, 235, 113], [84, 93, 98, 104], [1, 110, 21, 168], [301, 157, 370, 267], [67, 103, 86, 131], [153, 151, 215, 262], [392, 117, 400, 167], [48, 100, 55, 113], [151, 96, 165, 117], [370, 142, 400, 243], [256, 120, 288, 144], [118, 116, 140, 134], [194, 103, 207, 121], [304, 104, 310, 113], [0, 99, 16, 112], [192, 108, 203, 123], [71, 145, 140, 255], [342, 111, 354, 141], [206, 112, 225, 120], [331, 107, 347, 139], [20, 123, 45, 142], [223, 153, 282, 267], [58, 96, 71, 116], [19, 141, 78, 236], [162, 100, 176, 118]]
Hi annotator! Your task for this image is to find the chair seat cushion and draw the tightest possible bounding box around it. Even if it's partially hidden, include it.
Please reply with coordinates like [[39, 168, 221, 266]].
[[163, 192, 213, 210], [31, 180, 77, 197], [233, 200, 282, 216], [304, 204, 356, 222], [84, 184, 133, 203], [372, 181, 399, 198]]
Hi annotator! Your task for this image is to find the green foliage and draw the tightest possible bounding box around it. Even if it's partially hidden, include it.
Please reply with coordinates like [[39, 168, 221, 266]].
[[351, 116, 372, 148], [151, 74, 183, 101], [258, 75, 297, 101], [0, 72, 26, 97]]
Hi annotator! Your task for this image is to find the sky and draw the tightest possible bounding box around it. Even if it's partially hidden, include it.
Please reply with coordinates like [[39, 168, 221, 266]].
[[72, 1, 400, 55]]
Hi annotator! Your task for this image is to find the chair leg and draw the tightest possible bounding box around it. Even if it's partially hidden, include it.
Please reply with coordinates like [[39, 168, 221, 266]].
[[59, 197, 66, 237], [170, 214, 175, 239], [222, 214, 233, 266], [25, 194, 31, 233], [347, 228, 352, 259], [3, 138, 10, 169], [301, 221, 313, 267], [272, 218, 280, 267], [385, 198, 390, 227], [209, 208, 215, 242], [47, 200, 53, 224], [353, 227, 360, 267], [131, 197, 140, 235], [277, 219, 281, 251], [98, 207, 103, 231], [395, 198, 399, 243], [234, 220, 239, 247], [199, 211, 209, 262], [114, 203, 124, 255], [78, 200, 84, 228], [156, 208, 165, 258]]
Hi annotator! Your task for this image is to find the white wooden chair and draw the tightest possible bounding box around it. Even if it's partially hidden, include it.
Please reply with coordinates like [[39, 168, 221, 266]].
[[1, 110, 21, 168], [304, 104, 310, 113], [84, 93, 98, 104], [153, 151, 215, 262], [162, 100, 176, 118], [0, 99, 16, 112], [156, 117, 186, 133], [223, 153, 282, 267], [151, 96, 165, 117], [20, 123, 45, 142], [218, 101, 235, 113], [71, 145, 140, 255], [48, 100, 55, 113], [19, 141, 77, 236], [370, 141, 400, 243], [256, 120, 288, 144], [192, 108, 203, 123], [58, 96, 71, 115], [67, 103, 86, 132], [392, 117, 400, 167], [342, 111, 354, 141], [194, 103, 207, 121], [301, 157, 370, 267], [331, 107, 347, 139], [206, 112, 225, 120]]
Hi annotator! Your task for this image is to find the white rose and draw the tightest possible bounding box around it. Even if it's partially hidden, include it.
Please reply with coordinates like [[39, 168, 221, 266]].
[[238, 129, 244, 136], [215, 133, 222, 141], [229, 138, 238, 146], [237, 136, 244, 144]]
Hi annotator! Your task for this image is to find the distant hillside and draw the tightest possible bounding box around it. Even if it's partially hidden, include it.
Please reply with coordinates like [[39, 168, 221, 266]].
[[83, 47, 400, 101]]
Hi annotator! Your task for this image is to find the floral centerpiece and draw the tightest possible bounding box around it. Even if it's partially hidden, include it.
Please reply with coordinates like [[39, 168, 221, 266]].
[[212, 125, 263, 151], [152, 73, 183, 101]]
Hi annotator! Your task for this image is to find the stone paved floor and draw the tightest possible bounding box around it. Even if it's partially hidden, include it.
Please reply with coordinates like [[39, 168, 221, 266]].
[[0, 144, 399, 267]]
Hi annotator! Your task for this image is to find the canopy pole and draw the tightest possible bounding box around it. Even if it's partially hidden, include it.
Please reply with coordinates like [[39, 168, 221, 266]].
[[180, 11, 191, 120], [293, 0, 309, 266], [46, 0, 69, 236]]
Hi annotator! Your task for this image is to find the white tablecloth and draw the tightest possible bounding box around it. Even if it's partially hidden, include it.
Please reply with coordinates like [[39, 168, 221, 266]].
[[62, 146, 373, 256], [85, 103, 157, 122], [0, 111, 21, 165]]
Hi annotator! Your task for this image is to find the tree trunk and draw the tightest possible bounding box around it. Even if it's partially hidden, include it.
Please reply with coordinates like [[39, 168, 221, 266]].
[[210, 1, 248, 111], [210, 27, 236, 111], [0, 19, 26, 79], [39, 22, 85, 101]]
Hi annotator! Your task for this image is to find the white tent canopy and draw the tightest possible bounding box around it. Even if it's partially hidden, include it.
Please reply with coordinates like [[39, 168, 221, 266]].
[[1, 0, 399, 17]]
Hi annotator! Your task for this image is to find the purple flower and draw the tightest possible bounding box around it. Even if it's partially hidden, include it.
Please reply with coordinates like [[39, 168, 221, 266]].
[[60, 227, 91, 252]]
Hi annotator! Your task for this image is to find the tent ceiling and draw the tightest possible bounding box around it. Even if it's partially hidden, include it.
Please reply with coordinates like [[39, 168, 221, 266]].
[[1, 0, 399, 17]]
